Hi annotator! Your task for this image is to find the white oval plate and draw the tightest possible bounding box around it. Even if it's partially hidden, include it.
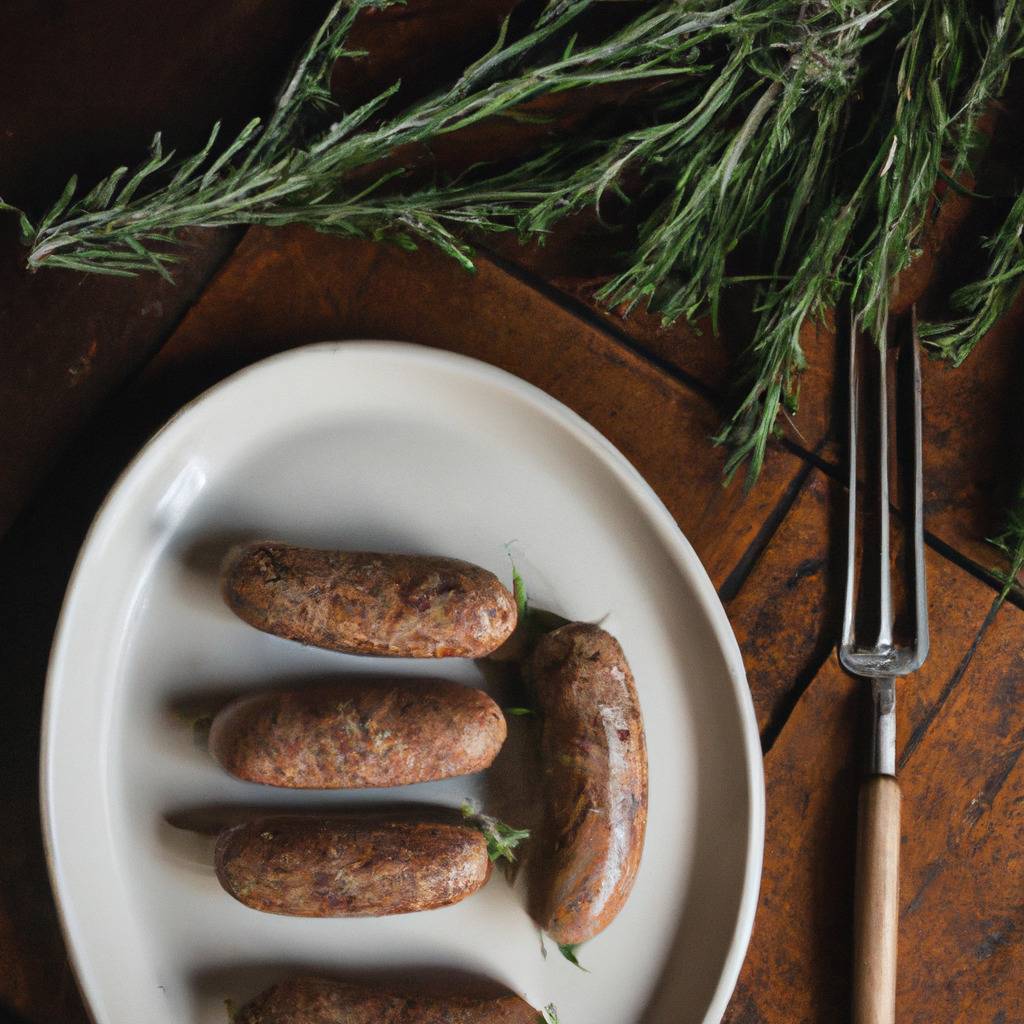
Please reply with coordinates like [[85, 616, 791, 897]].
[[42, 342, 763, 1024]]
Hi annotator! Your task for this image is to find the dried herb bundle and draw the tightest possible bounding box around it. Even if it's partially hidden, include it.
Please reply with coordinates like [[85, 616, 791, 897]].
[[3, 0, 1024, 588]]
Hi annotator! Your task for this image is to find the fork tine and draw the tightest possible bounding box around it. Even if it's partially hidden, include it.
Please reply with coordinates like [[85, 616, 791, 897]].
[[841, 314, 859, 652], [907, 306, 929, 667], [876, 310, 894, 651], [840, 307, 927, 678]]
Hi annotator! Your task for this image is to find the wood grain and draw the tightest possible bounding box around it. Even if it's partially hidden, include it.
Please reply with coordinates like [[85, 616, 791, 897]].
[[897, 600, 1024, 1024]]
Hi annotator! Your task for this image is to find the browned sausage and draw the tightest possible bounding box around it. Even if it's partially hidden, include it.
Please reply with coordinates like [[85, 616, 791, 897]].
[[529, 622, 648, 945], [235, 975, 542, 1024], [222, 543, 517, 658], [209, 680, 506, 788], [215, 817, 491, 917]]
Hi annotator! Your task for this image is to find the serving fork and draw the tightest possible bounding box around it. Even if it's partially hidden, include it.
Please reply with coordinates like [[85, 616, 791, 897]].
[[839, 306, 929, 1024]]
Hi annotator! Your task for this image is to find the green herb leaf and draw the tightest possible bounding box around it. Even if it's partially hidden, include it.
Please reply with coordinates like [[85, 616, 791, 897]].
[[540, 1005, 561, 1024], [461, 800, 530, 864], [504, 706, 536, 717], [38, 175, 78, 231], [512, 563, 529, 621], [557, 943, 587, 971], [16, 211, 35, 243]]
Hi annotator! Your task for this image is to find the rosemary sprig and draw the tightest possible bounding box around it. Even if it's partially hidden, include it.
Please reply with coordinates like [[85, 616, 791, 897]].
[[2, 0, 710, 277], [715, 196, 857, 480], [3, 0, 1024, 511], [595, 1, 890, 329], [945, 0, 1024, 179], [919, 180, 1024, 600]]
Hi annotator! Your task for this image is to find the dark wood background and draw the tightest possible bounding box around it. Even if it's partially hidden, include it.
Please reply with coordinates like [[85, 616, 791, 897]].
[[1, 4, 1021, 1022]]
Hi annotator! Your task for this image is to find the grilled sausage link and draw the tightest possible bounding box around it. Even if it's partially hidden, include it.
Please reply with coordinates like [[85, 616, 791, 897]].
[[529, 622, 648, 945], [223, 543, 517, 658], [209, 680, 506, 788], [215, 817, 491, 917], [235, 976, 541, 1024]]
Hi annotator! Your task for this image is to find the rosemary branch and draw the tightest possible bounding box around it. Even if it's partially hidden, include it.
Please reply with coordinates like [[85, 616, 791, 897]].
[[2, 0, 711, 277], [3, 0, 1024, 514]]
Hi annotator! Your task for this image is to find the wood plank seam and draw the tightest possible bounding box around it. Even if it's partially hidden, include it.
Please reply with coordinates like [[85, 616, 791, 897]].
[[913, 530, 1023, 611], [477, 242, 721, 404], [780, 438, 1024, 611], [721, 462, 1009, 760], [718, 456, 819, 603], [755, 558, 999, 760], [112, 231, 248, 388], [898, 594, 1002, 771], [759, 646, 834, 755]]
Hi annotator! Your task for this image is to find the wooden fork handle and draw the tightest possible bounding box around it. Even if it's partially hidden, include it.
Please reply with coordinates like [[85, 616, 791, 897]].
[[853, 774, 900, 1024]]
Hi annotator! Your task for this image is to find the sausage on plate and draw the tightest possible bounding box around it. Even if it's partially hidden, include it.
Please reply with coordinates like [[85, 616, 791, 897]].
[[235, 975, 542, 1023], [222, 543, 517, 658], [529, 622, 648, 945], [215, 817, 491, 917], [209, 680, 506, 788]]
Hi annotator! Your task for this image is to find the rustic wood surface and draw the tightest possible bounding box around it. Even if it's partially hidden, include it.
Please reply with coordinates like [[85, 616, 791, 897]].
[[1, 4, 1022, 1023]]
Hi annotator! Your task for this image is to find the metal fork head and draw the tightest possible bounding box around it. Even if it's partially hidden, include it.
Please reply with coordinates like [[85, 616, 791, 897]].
[[838, 305, 929, 681]]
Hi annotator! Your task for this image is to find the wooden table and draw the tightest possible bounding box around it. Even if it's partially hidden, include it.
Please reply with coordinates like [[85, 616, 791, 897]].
[[1, 5, 1021, 1022]]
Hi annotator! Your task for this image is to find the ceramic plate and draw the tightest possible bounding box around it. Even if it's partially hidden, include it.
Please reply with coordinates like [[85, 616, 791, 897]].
[[42, 342, 763, 1024]]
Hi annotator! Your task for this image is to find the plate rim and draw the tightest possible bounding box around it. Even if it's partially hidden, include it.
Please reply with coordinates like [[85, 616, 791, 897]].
[[41, 339, 765, 1024]]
